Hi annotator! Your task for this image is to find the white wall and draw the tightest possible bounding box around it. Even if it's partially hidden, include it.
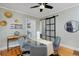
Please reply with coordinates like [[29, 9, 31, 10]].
[[40, 5, 79, 50], [55, 5, 79, 49], [0, 8, 27, 49], [0, 8, 27, 35], [0, 8, 37, 49]]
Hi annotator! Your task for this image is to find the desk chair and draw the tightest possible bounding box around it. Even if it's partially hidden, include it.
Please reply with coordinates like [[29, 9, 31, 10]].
[[50, 36, 61, 56], [51, 36, 61, 56]]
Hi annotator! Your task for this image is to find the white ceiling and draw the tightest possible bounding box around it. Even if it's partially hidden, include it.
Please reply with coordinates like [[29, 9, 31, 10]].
[[0, 3, 79, 19]]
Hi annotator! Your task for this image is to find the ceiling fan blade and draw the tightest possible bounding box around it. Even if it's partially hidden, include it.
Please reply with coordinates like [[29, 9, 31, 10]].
[[30, 5, 40, 8], [40, 9, 43, 12], [38, 3, 42, 5], [45, 5, 53, 9], [44, 3, 48, 5]]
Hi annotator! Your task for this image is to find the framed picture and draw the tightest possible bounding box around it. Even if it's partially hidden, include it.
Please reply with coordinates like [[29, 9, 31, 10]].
[[10, 24, 23, 29], [15, 24, 23, 29]]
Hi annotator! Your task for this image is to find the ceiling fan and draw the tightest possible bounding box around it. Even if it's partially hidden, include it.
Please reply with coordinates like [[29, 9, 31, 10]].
[[30, 3, 53, 12]]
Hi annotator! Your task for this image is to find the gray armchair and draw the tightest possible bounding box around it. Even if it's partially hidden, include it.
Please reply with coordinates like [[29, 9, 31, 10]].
[[53, 36, 61, 55]]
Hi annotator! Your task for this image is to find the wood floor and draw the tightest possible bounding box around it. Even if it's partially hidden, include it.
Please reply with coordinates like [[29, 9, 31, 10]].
[[0, 46, 22, 56], [0, 46, 79, 56], [58, 46, 79, 56]]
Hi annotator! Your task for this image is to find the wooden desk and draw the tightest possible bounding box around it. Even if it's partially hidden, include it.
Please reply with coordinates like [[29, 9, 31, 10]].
[[8, 35, 24, 40], [7, 35, 26, 50]]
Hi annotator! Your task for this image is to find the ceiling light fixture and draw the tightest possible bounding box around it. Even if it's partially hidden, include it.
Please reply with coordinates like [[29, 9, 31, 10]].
[[30, 3, 53, 12], [39, 4, 45, 9]]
